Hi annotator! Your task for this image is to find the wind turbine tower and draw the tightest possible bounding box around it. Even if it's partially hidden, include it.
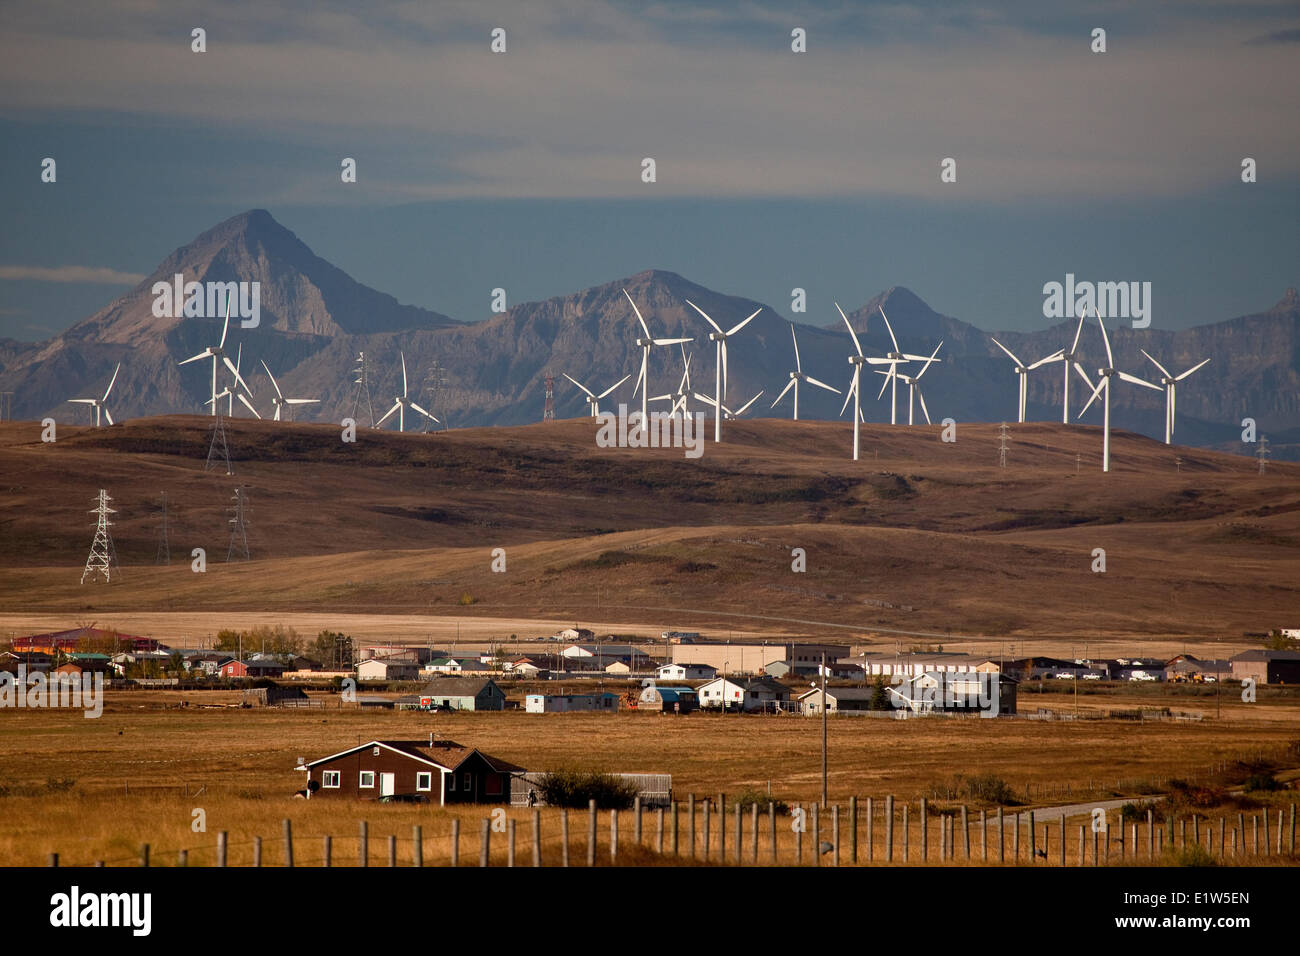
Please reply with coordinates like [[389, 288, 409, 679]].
[[685, 299, 759, 442]]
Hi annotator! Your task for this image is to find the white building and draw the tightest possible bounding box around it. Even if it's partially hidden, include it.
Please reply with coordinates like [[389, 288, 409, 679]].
[[525, 693, 619, 714], [356, 658, 421, 681], [657, 663, 717, 681]]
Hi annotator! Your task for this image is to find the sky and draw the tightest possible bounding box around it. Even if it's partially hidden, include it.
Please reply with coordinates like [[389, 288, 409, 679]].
[[0, 0, 1297, 340]]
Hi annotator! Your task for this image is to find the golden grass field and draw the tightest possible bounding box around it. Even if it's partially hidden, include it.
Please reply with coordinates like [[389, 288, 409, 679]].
[[0, 686, 1296, 867], [2, 416, 1298, 866]]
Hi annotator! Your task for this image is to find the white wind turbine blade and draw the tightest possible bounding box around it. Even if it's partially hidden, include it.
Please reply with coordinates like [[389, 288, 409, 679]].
[[1095, 305, 1114, 368], [1073, 362, 1095, 393], [693, 392, 718, 408], [596, 374, 630, 399], [916, 341, 943, 378], [625, 289, 653, 338], [102, 363, 121, 401], [410, 402, 439, 423], [1028, 349, 1064, 370], [103, 407, 114, 426], [1070, 310, 1087, 354], [375, 402, 401, 428], [839, 378, 856, 416], [836, 303, 863, 356], [178, 350, 211, 366], [1175, 358, 1210, 381], [804, 375, 840, 394], [771, 378, 796, 408], [563, 373, 595, 399], [734, 391, 764, 416], [237, 393, 262, 418], [1117, 371, 1160, 391], [876, 367, 894, 401], [653, 337, 692, 346], [1140, 349, 1171, 380], [261, 360, 286, 401], [1077, 378, 1106, 418], [727, 308, 761, 337], [990, 338, 1024, 367], [223, 356, 252, 394], [720, 340, 728, 398], [634, 350, 648, 396], [401, 352, 408, 397], [218, 298, 231, 349], [68, 398, 96, 404], [878, 306, 901, 353], [791, 325, 802, 372], [916, 386, 931, 425], [685, 299, 723, 336], [285, 398, 318, 405], [648, 393, 675, 402]]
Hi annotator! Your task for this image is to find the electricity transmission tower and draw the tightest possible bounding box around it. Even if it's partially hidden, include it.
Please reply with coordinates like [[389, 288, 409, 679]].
[[420, 360, 449, 432], [205, 412, 233, 475], [227, 487, 250, 562], [543, 375, 555, 423], [81, 489, 121, 584], [998, 422, 1010, 468], [1257, 436, 1270, 475], [351, 351, 376, 428], [0, 392, 13, 421], [155, 491, 171, 565]]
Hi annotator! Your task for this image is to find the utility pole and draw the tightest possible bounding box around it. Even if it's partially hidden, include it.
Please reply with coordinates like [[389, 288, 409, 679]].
[[821, 652, 828, 809]]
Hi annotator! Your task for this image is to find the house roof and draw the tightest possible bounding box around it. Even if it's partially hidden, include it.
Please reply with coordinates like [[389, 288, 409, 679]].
[[1232, 649, 1300, 662], [797, 686, 876, 701], [303, 739, 526, 774], [419, 677, 501, 696]]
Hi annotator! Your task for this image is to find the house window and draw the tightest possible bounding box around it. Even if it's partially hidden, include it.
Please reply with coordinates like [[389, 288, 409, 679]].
[[416, 772, 432, 792], [463, 772, 472, 791], [485, 774, 502, 796], [359, 771, 375, 788], [322, 771, 341, 788], [448, 773, 456, 792]]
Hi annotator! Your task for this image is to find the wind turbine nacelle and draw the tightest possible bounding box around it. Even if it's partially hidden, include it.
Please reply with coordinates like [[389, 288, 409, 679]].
[[635, 337, 655, 348], [708, 332, 726, 342]]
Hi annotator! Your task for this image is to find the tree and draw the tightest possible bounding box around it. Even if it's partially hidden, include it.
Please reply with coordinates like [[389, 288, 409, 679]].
[[869, 674, 890, 710]]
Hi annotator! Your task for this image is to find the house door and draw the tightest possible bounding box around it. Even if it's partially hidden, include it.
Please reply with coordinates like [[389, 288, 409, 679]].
[[380, 773, 395, 797]]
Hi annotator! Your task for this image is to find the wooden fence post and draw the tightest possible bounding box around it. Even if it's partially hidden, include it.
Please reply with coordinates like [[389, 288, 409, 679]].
[[997, 807, 1004, 863], [902, 804, 909, 862], [796, 803, 804, 865], [359, 821, 368, 867], [866, 797, 874, 863], [1078, 825, 1085, 866], [886, 796, 894, 863], [1029, 811, 1036, 863], [1219, 817, 1225, 859], [413, 825, 423, 867], [702, 799, 711, 860], [217, 831, 228, 868], [324, 834, 332, 868], [140, 843, 150, 868], [450, 818, 460, 867], [920, 798, 928, 860], [1012, 812, 1019, 863], [981, 809, 987, 861], [634, 796, 642, 846], [750, 803, 758, 863], [658, 806, 665, 855], [671, 803, 679, 857], [735, 802, 744, 864], [1237, 812, 1245, 858], [507, 820, 516, 868], [283, 819, 294, 868], [832, 805, 840, 867], [962, 805, 970, 859], [812, 803, 821, 867], [1262, 808, 1269, 857], [1290, 804, 1296, 855], [387, 834, 396, 868], [718, 793, 726, 861], [252, 837, 260, 868], [48, 853, 58, 867], [1147, 809, 1154, 858], [1092, 826, 1099, 866], [178, 849, 187, 867], [610, 809, 619, 863], [688, 795, 696, 860], [588, 800, 597, 867], [480, 818, 491, 867], [1061, 817, 1066, 867], [532, 811, 541, 868], [849, 797, 857, 864], [769, 802, 777, 864], [561, 809, 569, 868]]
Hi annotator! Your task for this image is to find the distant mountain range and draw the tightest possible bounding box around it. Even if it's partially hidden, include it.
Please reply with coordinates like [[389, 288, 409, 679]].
[[1, 209, 1296, 458]]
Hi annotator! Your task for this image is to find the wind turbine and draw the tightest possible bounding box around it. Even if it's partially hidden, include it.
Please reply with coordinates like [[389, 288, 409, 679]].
[[875, 307, 936, 425], [1033, 310, 1097, 423], [649, 348, 693, 418], [836, 303, 893, 460], [564, 373, 630, 418], [1141, 350, 1210, 445], [874, 341, 942, 425], [68, 362, 121, 427], [1077, 307, 1160, 471], [693, 389, 764, 420], [989, 338, 1062, 423], [219, 344, 256, 417], [178, 300, 250, 416], [376, 352, 438, 432], [261, 360, 321, 421], [206, 384, 259, 418], [625, 290, 692, 433], [770, 324, 840, 419], [684, 299, 760, 442]]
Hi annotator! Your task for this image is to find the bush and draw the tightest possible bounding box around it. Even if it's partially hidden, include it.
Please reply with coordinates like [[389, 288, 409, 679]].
[[1167, 844, 1217, 867], [732, 788, 790, 815], [963, 773, 1019, 806], [458, 592, 478, 606], [1243, 773, 1280, 792], [535, 770, 640, 810], [1120, 800, 1156, 822]]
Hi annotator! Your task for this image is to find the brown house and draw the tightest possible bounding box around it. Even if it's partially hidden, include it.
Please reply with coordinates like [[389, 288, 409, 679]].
[[297, 738, 526, 804]]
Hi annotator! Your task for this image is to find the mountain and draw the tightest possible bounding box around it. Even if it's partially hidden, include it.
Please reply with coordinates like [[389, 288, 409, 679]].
[[1, 209, 1295, 458], [0, 210, 458, 420]]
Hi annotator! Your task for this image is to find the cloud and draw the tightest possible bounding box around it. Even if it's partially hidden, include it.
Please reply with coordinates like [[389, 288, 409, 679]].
[[0, 1, 1296, 201], [0, 265, 145, 284]]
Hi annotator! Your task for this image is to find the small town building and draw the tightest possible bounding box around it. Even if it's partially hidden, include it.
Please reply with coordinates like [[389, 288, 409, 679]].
[[798, 686, 877, 715], [297, 738, 525, 803], [1231, 650, 1300, 685], [638, 684, 698, 713], [657, 662, 717, 681], [357, 658, 422, 681], [417, 677, 506, 711], [525, 692, 620, 714]]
